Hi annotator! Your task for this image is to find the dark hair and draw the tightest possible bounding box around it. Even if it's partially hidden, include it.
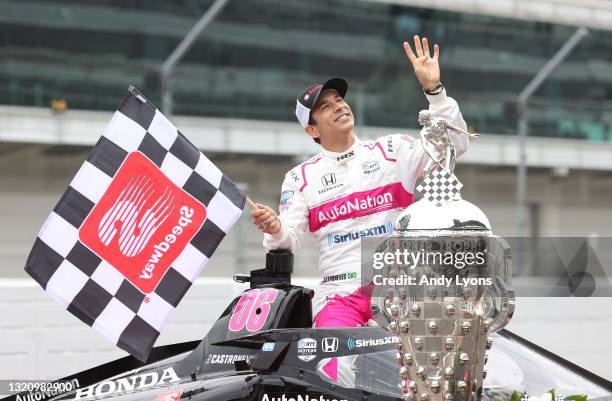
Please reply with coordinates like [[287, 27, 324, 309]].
[[308, 115, 320, 144]]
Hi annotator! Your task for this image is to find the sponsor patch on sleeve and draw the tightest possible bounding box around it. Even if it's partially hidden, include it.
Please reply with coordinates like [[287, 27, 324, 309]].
[[280, 190, 294, 206]]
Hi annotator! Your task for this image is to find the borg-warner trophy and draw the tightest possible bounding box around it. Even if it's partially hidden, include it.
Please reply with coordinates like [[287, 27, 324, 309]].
[[370, 111, 515, 401]]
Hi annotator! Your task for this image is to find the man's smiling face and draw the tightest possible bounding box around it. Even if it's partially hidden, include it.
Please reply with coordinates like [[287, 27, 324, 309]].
[[307, 89, 354, 144]]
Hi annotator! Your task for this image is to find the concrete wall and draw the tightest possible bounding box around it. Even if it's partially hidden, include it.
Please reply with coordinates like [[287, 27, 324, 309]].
[[0, 278, 243, 380]]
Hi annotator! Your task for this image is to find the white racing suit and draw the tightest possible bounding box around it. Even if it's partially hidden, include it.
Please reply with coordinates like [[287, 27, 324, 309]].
[[263, 89, 468, 386]]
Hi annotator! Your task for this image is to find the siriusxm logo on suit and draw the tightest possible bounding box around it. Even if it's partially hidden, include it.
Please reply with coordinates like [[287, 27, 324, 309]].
[[327, 221, 393, 246]]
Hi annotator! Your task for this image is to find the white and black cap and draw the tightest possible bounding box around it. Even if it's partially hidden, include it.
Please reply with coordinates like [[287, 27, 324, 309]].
[[295, 77, 348, 128]]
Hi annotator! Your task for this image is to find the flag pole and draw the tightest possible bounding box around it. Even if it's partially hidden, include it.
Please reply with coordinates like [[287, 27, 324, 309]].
[[246, 197, 258, 210]]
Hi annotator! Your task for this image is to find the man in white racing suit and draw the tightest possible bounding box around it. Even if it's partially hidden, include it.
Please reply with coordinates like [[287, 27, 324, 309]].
[[251, 36, 469, 385]]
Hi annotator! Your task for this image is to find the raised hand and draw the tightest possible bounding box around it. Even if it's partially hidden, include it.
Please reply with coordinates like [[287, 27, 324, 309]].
[[403, 35, 441, 91]]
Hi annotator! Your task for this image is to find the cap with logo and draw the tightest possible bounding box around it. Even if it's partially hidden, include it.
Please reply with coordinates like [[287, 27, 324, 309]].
[[295, 77, 348, 128]]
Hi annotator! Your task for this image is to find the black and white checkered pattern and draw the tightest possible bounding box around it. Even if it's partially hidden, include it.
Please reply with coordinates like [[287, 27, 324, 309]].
[[25, 87, 246, 362], [416, 168, 463, 206]]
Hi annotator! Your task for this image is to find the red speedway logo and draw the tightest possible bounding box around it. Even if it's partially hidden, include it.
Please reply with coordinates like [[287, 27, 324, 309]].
[[97, 176, 174, 258], [80, 152, 206, 293]]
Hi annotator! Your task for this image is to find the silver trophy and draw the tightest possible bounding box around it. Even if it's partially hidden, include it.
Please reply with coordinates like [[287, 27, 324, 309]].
[[370, 112, 514, 401]]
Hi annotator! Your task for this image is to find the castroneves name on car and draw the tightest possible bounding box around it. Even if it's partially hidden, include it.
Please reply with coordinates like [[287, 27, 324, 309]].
[[205, 354, 254, 364]]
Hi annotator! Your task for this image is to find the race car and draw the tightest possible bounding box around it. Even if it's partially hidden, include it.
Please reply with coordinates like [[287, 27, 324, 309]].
[[4, 251, 611, 401]]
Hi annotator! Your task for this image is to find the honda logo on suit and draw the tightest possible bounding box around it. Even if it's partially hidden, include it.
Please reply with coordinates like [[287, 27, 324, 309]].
[[321, 173, 337, 186]]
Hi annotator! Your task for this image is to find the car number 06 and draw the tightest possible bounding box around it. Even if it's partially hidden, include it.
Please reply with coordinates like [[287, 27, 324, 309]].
[[228, 288, 278, 332]]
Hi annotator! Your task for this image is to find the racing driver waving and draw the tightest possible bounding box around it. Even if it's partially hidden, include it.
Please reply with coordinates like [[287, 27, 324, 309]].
[[252, 35, 469, 384]]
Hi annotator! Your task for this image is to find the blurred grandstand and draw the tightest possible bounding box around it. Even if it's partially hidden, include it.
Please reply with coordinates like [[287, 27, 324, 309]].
[[0, 0, 611, 382]]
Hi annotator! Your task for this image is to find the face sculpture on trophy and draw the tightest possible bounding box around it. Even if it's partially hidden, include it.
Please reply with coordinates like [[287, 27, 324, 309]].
[[369, 112, 515, 401]]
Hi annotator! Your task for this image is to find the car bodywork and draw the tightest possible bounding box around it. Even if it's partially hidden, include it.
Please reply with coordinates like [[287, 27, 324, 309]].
[[4, 256, 611, 401]]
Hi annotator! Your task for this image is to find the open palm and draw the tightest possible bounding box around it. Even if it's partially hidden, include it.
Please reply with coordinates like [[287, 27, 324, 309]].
[[403, 35, 441, 90]]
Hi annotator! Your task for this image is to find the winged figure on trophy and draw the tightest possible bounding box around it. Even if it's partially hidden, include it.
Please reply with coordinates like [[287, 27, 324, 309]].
[[368, 111, 515, 401]]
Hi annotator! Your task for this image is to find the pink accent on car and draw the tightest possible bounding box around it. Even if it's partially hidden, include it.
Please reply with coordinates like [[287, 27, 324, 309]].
[[321, 357, 338, 381]]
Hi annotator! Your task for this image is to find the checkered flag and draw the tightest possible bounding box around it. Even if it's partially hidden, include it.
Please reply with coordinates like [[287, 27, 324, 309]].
[[416, 168, 463, 206], [25, 87, 246, 362]]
